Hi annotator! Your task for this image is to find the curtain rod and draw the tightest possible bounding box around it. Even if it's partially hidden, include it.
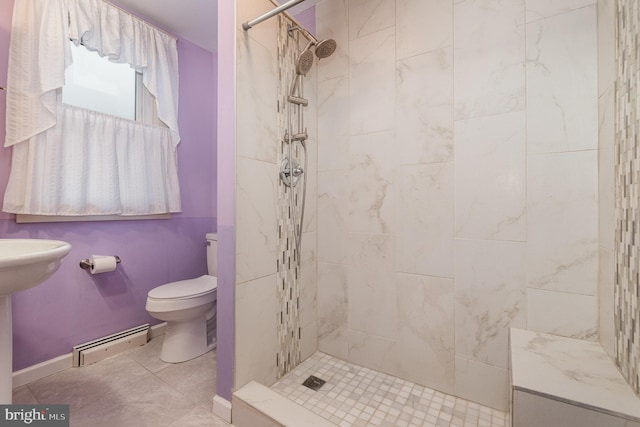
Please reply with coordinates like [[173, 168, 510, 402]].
[[104, 1, 178, 41], [243, 0, 306, 30], [241, 0, 316, 43]]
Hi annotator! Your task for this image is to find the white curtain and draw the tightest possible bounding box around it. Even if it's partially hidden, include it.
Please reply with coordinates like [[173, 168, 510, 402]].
[[4, 104, 181, 215], [3, 0, 181, 216]]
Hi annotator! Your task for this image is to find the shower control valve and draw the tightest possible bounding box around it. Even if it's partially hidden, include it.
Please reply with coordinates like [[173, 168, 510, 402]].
[[280, 157, 303, 188]]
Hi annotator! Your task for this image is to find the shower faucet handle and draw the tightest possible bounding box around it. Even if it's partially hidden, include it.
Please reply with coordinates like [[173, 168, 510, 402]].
[[282, 165, 304, 178], [280, 157, 303, 188]]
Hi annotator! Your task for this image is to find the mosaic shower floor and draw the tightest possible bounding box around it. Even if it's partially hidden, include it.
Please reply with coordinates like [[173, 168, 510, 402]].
[[272, 352, 509, 427]]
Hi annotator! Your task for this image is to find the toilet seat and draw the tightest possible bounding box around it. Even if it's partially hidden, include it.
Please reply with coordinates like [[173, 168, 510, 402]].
[[148, 275, 217, 300], [146, 275, 217, 313]]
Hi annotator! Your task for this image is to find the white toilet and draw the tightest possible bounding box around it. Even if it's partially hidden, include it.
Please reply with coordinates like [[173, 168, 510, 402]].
[[145, 233, 218, 363]]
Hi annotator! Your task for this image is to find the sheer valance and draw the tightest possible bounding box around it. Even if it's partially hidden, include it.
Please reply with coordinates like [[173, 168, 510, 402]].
[[3, 0, 181, 216], [67, 0, 179, 141], [5, 0, 180, 148]]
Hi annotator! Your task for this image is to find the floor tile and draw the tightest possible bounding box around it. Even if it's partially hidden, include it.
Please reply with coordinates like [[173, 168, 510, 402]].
[[169, 404, 232, 427], [14, 335, 230, 426], [155, 349, 217, 406], [124, 335, 172, 374], [28, 353, 152, 411], [70, 375, 196, 427], [272, 352, 509, 427], [12, 386, 38, 404]]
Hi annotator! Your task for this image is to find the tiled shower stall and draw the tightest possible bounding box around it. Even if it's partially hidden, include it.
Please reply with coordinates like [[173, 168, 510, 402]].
[[227, 0, 633, 417]]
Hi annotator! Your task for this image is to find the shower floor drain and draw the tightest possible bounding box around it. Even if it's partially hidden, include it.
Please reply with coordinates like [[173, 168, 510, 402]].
[[302, 375, 326, 391]]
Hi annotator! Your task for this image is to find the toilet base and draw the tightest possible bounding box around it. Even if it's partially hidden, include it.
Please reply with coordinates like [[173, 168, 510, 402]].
[[160, 315, 211, 363]]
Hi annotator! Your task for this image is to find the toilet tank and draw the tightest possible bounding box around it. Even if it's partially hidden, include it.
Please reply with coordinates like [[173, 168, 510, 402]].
[[206, 233, 218, 276]]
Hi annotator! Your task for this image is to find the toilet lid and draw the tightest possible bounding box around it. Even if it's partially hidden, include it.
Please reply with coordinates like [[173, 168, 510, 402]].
[[148, 275, 217, 300]]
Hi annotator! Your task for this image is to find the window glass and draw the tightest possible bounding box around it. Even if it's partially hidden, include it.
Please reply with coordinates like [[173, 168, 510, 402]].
[[62, 42, 136, 120]]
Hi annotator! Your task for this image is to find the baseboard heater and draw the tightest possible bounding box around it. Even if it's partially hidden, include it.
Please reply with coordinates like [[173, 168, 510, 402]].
[[72, 324, 150, 367]]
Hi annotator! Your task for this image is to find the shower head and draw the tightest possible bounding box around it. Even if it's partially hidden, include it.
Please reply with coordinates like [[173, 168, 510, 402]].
[[288, 25, 338, 61], [296, 48, 314, 76], [314, 39, 337, 59]]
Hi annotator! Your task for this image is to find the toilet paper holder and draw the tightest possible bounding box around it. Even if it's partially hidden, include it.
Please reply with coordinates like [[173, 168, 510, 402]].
[[79, 256, 121, 270]]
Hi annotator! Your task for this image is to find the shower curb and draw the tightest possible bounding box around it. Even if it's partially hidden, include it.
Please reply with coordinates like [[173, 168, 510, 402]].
[[233, 381, 335, 427]]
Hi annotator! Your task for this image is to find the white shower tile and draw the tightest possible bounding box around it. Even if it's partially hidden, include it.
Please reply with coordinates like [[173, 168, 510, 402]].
[[317, 262, 349, 360], [300, 322, 318, 361], [236, 0, 278, 54], [273, 352, 509, 424], [526, 288, 597, 340], [236, 34, 279, 163], [599, 248, 615, 359], [526, 5, 598, 154], [349, 27, 396, 135], [318, 76, 349, 172], [396, 0, 453, 60], [526, 0, 596, 23], [349, 131, 398, 234], [597, 0, 616, 95], [454, 0, 526, 120], [454, 111, 526, 241], [397, 48, 454, 166], [397, 162, 454, 278], [303, 124, 318, 234], [347, 329, 396, 375], [526, 151, 598, 295], [396, 273, 455, 394], [455, 357, 509, 412], [454, 239, 526, 369], [347, 233, 397, 339], [236, 157, 278, 284], [300, 231, 317, 329], [347, 0, 395, 41], [235, 275, 278, 389], [598, 85, 615, 252], [318, 170, 349, 265], [316, 0, 349, 82]]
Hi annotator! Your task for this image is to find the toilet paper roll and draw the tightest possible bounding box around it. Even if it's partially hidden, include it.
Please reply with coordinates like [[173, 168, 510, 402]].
[[89, 255, 118, 275]]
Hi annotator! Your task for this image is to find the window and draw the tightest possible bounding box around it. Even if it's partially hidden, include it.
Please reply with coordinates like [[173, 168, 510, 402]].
[[63, 42, 136, 121], [62, 41, 162, 129]]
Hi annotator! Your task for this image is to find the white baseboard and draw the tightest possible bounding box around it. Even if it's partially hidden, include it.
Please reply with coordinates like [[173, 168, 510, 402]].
[[150, 322, 167, 338], [213, 394, 233, 423], [12, 353, 72, 389]]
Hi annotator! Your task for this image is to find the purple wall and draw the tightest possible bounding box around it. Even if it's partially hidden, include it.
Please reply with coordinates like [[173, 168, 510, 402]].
[[294, 6, 316, 36], [0, 0, 217, 371], [215, 0, 235, 403]]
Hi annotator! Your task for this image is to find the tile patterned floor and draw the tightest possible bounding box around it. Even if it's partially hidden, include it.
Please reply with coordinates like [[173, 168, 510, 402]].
[[272, 352, 509, 427], [12, 336, 231, 427], [13, 339, 509, 426]]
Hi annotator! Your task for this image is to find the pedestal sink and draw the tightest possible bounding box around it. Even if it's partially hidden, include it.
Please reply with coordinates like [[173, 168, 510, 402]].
[[0, 239, 72, 403]]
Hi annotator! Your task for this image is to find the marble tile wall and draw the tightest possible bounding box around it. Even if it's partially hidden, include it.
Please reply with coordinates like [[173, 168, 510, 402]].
[[597, 0, 616, 360], [234, 0, 279, 390], [614, 0, 640, 396], [315, 0, 599, 412], [234, 0, 318, 391]]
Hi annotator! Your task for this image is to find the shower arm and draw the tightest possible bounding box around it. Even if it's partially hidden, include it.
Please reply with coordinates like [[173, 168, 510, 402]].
[[242, 0, 305, 31]]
